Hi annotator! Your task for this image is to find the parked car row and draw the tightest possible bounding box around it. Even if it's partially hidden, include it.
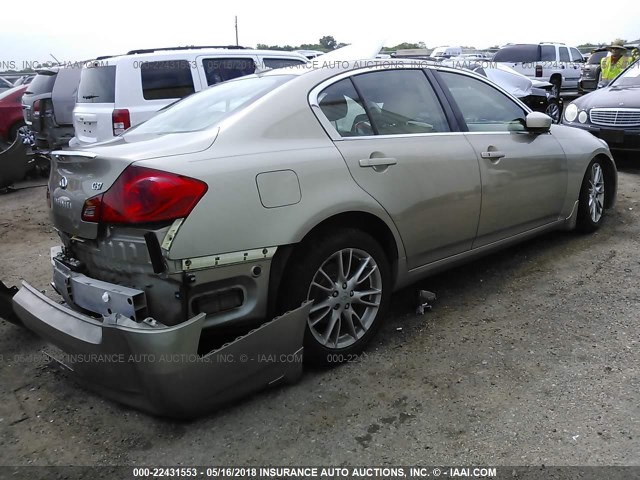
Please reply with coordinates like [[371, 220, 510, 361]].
[[14, 46, 307, 152]]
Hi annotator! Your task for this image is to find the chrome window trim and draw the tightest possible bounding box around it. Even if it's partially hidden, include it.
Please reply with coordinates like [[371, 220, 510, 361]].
[[308, 64, 535, 141]]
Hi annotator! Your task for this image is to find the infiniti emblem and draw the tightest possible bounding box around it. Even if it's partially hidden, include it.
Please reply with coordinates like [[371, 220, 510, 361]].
[[59, 176, 68, 189]]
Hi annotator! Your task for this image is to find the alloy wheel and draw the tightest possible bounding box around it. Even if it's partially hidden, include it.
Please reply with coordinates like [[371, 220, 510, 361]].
[[306, 248, 382, 349], [588, 163, 605, 223]]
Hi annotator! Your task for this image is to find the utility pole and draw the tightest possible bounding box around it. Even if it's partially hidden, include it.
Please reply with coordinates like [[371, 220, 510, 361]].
[[235, 16, 239, 46]]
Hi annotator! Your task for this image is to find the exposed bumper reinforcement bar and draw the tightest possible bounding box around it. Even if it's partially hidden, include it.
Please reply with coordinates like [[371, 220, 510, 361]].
[[10, 281, 310, 418]]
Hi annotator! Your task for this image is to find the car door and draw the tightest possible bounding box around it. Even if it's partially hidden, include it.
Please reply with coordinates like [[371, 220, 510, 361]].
[[559, 46, 579, 90], [434, 70, 568, 247], [312, 69, 482, 269]]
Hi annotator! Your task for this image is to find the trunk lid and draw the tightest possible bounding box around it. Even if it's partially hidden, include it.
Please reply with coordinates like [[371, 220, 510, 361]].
[[49, 129, 218, 239], [73, 103, 115, 144], [49, 151, 132, 239]]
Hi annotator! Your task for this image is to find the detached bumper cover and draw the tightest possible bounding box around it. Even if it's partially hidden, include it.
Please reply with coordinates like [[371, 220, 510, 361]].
[[12, 281, 310, 418]]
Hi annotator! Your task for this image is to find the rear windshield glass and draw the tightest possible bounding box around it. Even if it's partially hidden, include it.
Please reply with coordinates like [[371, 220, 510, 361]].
[[125, 74, 293, 135], [77, 66, 116, 103], [588, 51, 608, 64], [493, 45, 539, 63], [611, 60, 640, 87], [25, 73, 56, 95], [141, 60, 195, 100]]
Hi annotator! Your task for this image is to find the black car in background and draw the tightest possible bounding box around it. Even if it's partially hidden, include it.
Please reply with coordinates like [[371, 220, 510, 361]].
[[578, 48, 609, 94], [564, 59, 640, 152]]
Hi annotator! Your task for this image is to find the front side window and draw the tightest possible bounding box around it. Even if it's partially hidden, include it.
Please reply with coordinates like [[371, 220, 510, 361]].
[[588, 51, 608, 65], [352, 70, 450, 135], [202, 57, 256, 86], [570, 48, 584, 62], [438, 71, 527, 132], [140, 60, 195, 100]]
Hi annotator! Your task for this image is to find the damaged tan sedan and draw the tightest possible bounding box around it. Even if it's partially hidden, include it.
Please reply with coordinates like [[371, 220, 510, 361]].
[[2, 59, 616, 417]]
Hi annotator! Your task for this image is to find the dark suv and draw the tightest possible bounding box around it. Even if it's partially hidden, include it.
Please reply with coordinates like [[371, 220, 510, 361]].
[[578, 48, 608, 94], [22, 67, 81, 151]]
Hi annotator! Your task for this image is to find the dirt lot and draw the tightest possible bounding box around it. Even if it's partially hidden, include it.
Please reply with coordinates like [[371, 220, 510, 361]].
[[0, 159, 639, 467]]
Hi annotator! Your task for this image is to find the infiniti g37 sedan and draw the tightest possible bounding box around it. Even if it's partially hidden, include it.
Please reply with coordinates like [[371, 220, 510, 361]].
[[9, 60, 616, 383]]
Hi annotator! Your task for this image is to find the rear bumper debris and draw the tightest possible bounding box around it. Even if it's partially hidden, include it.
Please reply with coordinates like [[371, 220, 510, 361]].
[[10, 281, 310, 418]]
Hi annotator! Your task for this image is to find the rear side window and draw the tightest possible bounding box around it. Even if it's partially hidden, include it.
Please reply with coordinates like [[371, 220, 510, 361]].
[[588, 51, 608, 65], [202, 58, 256, 86], [25, 73, 56, 95], [541, 46, 556, 61], [559, 47, 570, 62], [141, 60, 194, 100], [352, 70, 450, 135], [261, 58, 307, 69], [493, 45, 539, 63], [77, 66, 116, 103]]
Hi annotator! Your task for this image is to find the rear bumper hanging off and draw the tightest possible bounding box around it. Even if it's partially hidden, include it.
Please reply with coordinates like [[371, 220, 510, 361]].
[[9, 281, 310, 418]]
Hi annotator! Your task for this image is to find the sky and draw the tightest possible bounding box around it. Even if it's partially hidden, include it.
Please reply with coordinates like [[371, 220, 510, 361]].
[[2, 0, 639, 69]]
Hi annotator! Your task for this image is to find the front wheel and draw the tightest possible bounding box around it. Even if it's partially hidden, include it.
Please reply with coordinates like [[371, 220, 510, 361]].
[[576, 159, 606, 233], [545, 99, 562, 124], [278, 229, 391, 366]]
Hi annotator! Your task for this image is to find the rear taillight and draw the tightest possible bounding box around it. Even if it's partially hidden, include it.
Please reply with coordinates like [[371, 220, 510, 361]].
[[32, 100, 41, 118], [535, 65, 543, 78], [81, 166, 207, 224], [112, 109, 131, 136]]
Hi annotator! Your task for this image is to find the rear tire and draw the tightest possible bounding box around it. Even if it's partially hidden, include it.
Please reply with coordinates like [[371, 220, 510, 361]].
[[278, 229, 391, 367], [576, 159, 606, 233], [545, 98, 562, 123], [8, 122, 25, 143], [550, 76, 562, 99]]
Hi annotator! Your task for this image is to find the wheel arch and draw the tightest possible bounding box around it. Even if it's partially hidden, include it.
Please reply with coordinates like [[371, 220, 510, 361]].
[[595, 153, 617, 208], [267, 210, 403, 318]]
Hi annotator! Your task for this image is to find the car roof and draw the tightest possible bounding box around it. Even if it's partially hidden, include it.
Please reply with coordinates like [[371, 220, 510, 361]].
[[96, 48, 308, 66]]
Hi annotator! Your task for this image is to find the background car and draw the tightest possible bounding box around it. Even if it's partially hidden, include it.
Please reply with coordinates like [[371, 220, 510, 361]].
[[22, 66, 82, 151], [0, 77, 15, 94], [563, 58, 640, 151], [493, 42, 585, 97], [71, 46, 308, 147], [0, 85, 28, 147], [578, 47, 609, 94]]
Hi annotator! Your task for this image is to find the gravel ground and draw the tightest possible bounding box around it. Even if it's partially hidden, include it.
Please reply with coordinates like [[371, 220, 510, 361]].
[[0, 160, 638, 467]]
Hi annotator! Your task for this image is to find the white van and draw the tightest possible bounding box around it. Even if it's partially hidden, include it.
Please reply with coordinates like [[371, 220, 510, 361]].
[[430, 46, 462, 59], [71, 46, 308, 146]]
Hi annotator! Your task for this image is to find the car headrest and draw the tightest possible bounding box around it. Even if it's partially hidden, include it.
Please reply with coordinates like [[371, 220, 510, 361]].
[[319, 92, 348, 122]]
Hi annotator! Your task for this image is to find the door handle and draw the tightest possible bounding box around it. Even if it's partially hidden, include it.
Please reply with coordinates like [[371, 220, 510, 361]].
[[481, 151, 505, 160], [359, 157, 397, 168]]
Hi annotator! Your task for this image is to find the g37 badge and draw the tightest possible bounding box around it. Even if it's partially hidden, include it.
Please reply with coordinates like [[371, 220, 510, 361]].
[[91, 182, 104, 191]]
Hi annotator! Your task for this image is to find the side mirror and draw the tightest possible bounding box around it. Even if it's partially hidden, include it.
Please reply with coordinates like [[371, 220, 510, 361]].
[[525, 111, 552, 132]]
